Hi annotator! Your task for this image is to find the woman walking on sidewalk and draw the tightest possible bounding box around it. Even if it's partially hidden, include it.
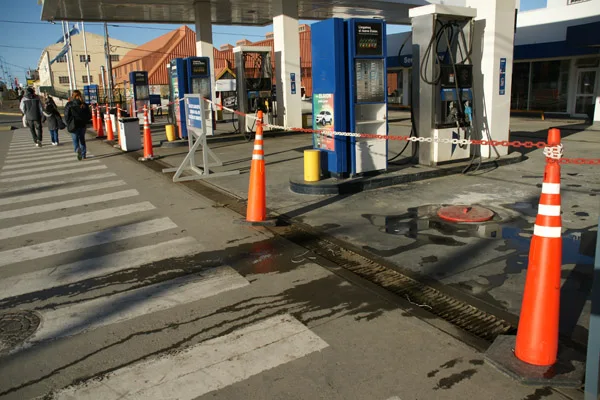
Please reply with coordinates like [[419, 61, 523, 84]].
[[43, 94, 63, 146], [64, 90, 91, 160]]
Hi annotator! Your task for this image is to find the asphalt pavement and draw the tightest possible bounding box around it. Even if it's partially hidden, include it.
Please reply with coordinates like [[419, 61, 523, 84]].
[[0, 120, 585, 399]]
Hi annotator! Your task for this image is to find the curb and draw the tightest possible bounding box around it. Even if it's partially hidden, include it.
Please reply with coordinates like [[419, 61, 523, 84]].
[[290, 152, 525, 195]]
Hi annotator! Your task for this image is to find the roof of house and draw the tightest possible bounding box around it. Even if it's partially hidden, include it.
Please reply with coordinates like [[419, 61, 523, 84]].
[[114, 26, 197, 85]]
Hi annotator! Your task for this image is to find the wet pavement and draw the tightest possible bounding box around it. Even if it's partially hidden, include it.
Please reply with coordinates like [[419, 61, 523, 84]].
[[146, 112, 599, 349], [0, 123, 584, 399]]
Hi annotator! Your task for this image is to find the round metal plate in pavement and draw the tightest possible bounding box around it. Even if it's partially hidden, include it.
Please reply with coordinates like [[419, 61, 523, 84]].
[[0, 311, 40, 352], [437, 205, 494, 223]]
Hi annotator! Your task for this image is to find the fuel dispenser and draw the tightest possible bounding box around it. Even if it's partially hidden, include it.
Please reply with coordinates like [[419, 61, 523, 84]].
[[410, 5, 476, 166], [186, 57, 213, 135], [83, 84, 99, 104], [233, 46, 275, 135], [168, 57, 213, 139], [129, 71, 152, 124], [311, 18, 388, 178]]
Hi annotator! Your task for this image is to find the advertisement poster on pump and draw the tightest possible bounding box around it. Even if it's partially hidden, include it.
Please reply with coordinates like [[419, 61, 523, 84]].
[[313, 93, 335, 151]]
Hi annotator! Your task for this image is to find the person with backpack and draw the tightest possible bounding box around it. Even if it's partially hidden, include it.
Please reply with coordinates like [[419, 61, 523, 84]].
[[42, 94, 64, 146], [20, 87, 45, 147], [64, 90, 91, 160]]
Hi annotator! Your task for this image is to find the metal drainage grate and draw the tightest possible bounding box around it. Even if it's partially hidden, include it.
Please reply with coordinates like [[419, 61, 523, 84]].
[[296, 233, 516, 343], [0, 310, 40, 352]]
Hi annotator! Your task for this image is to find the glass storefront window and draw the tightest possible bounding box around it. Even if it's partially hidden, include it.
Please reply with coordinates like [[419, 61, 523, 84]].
[[530, 59, 570, 112], [511, 62, 530, 110]]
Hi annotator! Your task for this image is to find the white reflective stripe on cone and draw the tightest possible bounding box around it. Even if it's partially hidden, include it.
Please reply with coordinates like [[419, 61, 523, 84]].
[[253, 145, 263, 150], [541, 183, 560, 195], [533, 225, 562, 238], [255, 135, 263, 140], [537, 204, 561, 216], [252, 154, 264, 160]]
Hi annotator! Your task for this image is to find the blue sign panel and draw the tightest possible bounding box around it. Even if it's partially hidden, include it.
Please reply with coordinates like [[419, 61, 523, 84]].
[[291, 81, 296, 95], [187, 97, 203, 129], [499, 57, 506, 95], [290, 73, 296, 82]]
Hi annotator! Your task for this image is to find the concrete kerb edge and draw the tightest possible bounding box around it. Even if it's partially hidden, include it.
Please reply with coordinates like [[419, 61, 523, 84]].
[[290, 152, 525, 195]]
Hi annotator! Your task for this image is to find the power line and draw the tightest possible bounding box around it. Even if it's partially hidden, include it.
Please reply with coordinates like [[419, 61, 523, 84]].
[[0, 19, 269, 37]]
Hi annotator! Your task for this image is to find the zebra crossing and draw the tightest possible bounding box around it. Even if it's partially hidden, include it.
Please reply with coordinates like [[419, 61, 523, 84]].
[[0, 132, 328, 399]]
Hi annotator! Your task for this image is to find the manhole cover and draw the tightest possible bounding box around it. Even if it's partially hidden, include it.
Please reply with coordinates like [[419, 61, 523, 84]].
[[437, 205, 494, 223], [0, 311, 40, 352]]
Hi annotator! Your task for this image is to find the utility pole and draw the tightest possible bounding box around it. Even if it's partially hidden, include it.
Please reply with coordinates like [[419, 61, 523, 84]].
[[66, 21, 77, 90], [104, 22, 115, 104], [81, 22, 92, 86], [62, 21, 74, 93]]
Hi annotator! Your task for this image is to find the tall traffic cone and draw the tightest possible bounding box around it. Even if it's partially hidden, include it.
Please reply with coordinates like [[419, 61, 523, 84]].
[[105, 103, 114, 141], [138, 105, 156, 161], [92, 104, 98, 131], [96, 105, 105, 139], [514, 128, 563, 366], [241, 111, 276, 226]]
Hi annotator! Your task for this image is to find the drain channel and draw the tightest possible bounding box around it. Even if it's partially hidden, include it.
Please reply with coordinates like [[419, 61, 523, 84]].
[[283, 228, 516, 343]]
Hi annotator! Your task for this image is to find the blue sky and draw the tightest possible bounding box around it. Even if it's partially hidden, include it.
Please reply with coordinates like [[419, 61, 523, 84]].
[[0, 0, 547, 85]]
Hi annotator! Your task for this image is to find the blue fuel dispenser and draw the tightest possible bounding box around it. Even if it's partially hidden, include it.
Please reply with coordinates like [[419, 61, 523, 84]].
[[129, 71, 152, 124], [167, 57, 212, 139], [311, 18, 388, 177], [168, 58, 188, 139]]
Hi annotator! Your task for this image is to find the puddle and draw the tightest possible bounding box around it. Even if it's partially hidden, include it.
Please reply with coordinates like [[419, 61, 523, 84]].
[[363, 204, 596, 265]]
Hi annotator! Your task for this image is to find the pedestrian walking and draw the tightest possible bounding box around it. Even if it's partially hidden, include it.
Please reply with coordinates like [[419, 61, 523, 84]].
[[20, 87, 45, 147], [64, 90, 91, 160], [42, 94, 64, 146]]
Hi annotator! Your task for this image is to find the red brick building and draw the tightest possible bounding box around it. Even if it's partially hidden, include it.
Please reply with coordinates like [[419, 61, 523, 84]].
[[112, 25, 314, 96]]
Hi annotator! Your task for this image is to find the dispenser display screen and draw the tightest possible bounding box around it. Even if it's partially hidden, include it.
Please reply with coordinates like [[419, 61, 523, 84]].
[[190, 59, 208, 75], [355, 59, 385, 103], [135, 85, 150, 100], [355, 22, 383, 56], [191, 77, 211, 99]]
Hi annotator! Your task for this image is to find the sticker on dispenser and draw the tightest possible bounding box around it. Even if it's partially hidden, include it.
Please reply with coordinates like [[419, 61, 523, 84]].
[[313, 93, 335, 151]]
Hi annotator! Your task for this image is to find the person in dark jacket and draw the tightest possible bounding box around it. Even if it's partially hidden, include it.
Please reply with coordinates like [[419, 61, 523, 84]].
[[20, 87, 45, 147], [64, 90, 91, 160], [43, 94, 62, 146]]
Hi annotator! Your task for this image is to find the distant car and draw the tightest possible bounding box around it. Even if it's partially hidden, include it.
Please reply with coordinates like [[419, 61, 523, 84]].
[[315, 110, 332, 126]]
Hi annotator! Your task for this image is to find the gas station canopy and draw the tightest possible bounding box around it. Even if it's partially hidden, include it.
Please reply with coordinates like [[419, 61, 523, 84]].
[[40, 0, 427, 25]]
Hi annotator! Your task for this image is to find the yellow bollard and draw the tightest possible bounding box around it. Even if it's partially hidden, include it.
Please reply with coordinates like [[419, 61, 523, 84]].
[[165, 124, 176, 142], [304, 149, 321, 182]]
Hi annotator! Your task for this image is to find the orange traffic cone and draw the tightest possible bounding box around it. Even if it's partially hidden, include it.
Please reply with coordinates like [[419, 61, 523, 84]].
[[242, 110, 276, 226], [92, 105, 98, 131], [138, 105, 156, 161], [105, 104, 114, 141], [96, 106, 105, 139], [514, 128, 562, 366]]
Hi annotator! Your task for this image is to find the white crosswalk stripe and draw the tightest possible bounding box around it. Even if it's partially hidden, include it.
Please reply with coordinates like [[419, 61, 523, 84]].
[[0, 201, 155, 241], [1, 132, 327, 399], [0, 237, 201, 301], [0, 165, 107, 183], [51, 315, 328, 400], [1, 156, 85, 170], [0, 189, 139, 220], [0, 180, 127, 206], [0, 172, 116, 194], [0, 217, 176, 267], [3, 152, 79, 163], [27, 266, 251, 344], [0, 160, 100, 176]]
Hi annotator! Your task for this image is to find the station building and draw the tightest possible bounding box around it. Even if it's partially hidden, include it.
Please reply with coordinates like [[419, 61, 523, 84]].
[[111, 24, 313, 99], [386, 0, 600, 118]]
